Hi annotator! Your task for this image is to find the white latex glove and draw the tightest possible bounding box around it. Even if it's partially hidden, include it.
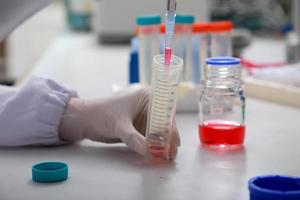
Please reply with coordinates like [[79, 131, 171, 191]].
[[59, 86, 180, 159]]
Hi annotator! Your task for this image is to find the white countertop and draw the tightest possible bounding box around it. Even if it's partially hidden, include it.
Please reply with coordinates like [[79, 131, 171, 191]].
[[2, 32, 300, 200]]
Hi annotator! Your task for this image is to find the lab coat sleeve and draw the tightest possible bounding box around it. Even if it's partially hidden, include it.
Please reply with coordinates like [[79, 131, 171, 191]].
[[0, 0, 51, 41], [0, 76, 78, 146]]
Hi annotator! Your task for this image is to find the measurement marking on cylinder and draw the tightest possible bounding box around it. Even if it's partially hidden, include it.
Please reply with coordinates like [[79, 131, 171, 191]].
[[154, 102, 170, 107], [154, 97, 171, 101], [152, 113, 170, 119], [153, 106, 168, 111]]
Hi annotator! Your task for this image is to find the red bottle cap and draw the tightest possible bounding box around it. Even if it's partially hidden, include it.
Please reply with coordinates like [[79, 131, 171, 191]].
[[192, 22, 210, 33], [208, 21, 233, 32], [160, 24, 166, 34]]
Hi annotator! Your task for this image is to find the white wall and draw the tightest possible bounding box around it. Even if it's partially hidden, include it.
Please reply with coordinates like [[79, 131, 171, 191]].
[[93, 0, 209, 36], [6, 1, 65, 80]]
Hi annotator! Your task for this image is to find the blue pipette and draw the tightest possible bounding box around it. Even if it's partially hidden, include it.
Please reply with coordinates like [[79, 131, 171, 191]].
[[164, 0, 177, 65]]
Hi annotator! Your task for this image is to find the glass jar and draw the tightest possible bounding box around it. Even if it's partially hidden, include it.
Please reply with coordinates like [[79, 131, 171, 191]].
[[198, 57, 245, 149]]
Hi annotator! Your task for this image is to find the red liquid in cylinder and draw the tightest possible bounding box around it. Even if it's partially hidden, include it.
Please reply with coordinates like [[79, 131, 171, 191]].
[[164, 47, 172, 65], [199, 120, 245, 147], [149, 145, 165, 157]]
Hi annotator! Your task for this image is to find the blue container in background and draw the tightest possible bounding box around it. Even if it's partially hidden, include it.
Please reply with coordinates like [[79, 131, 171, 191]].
[[64, 0, 91, 31], [129, 37, 139, 83]]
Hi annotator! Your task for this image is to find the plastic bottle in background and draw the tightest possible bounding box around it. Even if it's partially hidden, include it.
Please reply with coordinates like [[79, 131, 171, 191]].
[[286, 31, 300, 63], [173, 14, 195, 82], [136, 15, 161, 85], [192, 23, 210, 84], [199, 57, 245, 149], [209, 21, 233, 57], [160, 22, 199, 113], [64, 0, 91, 30]]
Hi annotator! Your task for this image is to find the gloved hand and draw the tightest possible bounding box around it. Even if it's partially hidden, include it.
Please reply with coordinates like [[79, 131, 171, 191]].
[[58, 86, 180, 159]]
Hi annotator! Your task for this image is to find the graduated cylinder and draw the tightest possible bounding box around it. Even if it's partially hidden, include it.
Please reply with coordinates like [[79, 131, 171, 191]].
[[146, 54, 183, 159]]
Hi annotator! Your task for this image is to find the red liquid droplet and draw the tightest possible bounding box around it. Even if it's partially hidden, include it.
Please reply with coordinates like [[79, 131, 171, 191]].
[[199, 120, 245, 147], [165, 47, 172, 65], [149, 145, 165, 157]]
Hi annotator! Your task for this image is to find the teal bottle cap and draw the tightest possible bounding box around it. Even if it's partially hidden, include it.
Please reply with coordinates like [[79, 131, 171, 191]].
[[32, 162, 68, 183], [136, 15, 161, 26], [175, 14, 195, 24]]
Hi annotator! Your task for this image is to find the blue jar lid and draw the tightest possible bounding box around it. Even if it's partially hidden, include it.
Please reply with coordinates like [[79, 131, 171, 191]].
[[136, 15, 161, 26], [175, 14, 195, 24], [249, 175, 300, 200], [32, 162, 68, 183], [206, 57, 240, 65]]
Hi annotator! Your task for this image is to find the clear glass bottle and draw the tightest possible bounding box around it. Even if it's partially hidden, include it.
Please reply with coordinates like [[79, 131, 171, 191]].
[[198, 57, 245, 149]]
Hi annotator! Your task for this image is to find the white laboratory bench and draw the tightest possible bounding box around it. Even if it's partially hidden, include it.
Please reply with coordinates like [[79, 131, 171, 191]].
[[2, 32, 300, 200]]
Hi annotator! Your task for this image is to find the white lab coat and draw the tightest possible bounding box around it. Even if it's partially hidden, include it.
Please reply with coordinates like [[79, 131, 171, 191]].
[[0, 0, 78, 146]]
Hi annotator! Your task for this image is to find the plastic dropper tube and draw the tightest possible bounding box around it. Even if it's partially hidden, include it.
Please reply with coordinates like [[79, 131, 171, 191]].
[[164, 0, 177, 65], [165, 11, 175, 65]]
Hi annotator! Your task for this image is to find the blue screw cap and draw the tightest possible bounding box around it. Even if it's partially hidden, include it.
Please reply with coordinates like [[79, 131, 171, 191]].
[[32, 162, 68, 183], [249, 175, 300, 200], [136, 15, 161, 26], [206, 57, 240, 66], [175, 14, 195, 24]]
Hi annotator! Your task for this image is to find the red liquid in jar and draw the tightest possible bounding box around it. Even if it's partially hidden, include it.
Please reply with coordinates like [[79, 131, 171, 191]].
[[199, 120, 245, 147], [149, 145, 165, 157]]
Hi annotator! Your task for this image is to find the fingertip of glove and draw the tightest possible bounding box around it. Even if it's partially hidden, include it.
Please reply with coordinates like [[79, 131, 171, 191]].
[[127, 134, 147, 156], [169, 145, 178, 160]]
